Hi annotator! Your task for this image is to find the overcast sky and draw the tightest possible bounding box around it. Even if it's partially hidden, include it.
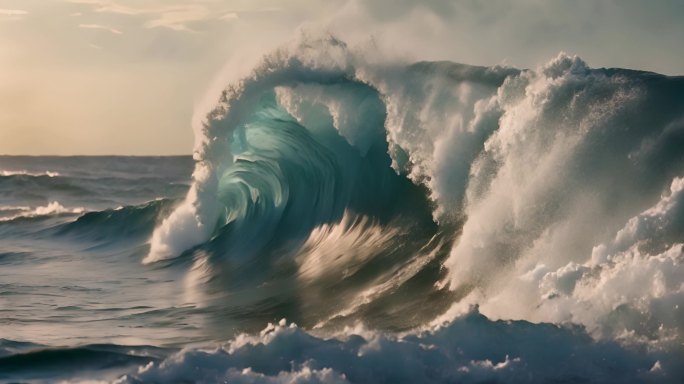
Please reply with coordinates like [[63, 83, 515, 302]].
[[1, 0, 683, 155]]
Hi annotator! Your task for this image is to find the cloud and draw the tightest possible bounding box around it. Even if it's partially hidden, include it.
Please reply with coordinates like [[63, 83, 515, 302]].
[[67, 0, 150, 15], [143, 5, 210, 32], [68, 1, 219, 32], [79, 23, 123, 34]]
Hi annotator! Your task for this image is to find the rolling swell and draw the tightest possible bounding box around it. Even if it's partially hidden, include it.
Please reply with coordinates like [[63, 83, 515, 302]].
[[0, 343, 170, 382], [55, 198, 177, 243], [0, 200, 177, 248]]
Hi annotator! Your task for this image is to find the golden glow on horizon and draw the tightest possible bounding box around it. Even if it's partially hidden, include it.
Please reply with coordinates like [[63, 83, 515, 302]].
[[1, 0, 683, 155]]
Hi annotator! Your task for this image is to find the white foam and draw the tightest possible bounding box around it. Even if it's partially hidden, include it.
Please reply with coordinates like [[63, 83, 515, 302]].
[[120, 309, 675, 383], [0, 170, 60, 177], [0, 201, 85, 222], [145, 162, 220, 263], [482, 177, 684, 344]]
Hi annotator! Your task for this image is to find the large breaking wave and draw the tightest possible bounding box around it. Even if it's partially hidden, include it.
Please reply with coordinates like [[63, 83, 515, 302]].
[[133, 36, 684, 382]]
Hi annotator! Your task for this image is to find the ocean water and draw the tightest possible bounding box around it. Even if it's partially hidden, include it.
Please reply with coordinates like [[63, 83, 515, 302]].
[[1, 37, 684, 383]]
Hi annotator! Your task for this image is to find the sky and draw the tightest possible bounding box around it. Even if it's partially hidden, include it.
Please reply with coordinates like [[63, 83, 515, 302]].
[[1, 0, 683, 155]]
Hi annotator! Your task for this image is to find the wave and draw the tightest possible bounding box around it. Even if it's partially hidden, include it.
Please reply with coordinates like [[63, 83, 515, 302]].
[[0, 199, 177, 253], [0, 201, 85, 222], [129, 36, 684, 380], [3, 308, 679, 383], [98, 308, 681, 383], [0, 341, 169, 383], [0, 170, 60, 178], [54, 198, 177, 243]]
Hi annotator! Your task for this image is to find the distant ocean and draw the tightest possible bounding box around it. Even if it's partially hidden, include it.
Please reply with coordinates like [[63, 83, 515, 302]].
[[1, 37, 684, 383]]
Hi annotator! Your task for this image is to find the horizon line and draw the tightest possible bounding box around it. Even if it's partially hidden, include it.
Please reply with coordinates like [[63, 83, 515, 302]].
[[0, 153, 193, 157]]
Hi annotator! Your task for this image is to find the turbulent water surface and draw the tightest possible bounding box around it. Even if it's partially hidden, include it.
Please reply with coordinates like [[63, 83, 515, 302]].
[[1, 38, 684, 383]]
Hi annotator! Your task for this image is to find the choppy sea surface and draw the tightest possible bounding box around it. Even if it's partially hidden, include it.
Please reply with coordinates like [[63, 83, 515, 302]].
[[2, 37, 684, 383]]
